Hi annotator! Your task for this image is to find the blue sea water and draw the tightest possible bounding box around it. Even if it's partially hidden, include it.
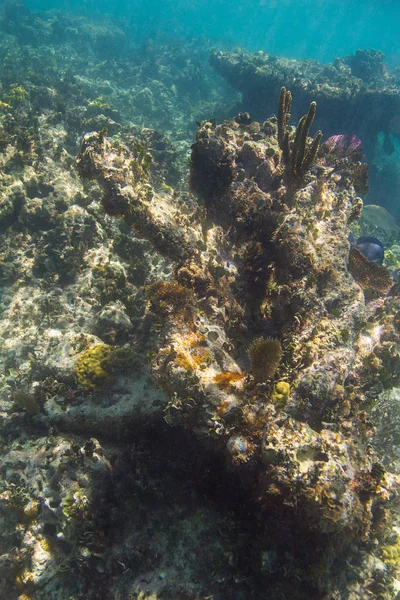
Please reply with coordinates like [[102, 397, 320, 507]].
[[30, 0, 400, 66]]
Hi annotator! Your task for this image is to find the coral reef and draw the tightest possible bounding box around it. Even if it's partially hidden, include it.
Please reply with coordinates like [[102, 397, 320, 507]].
[[77, 87, 400, 597], [209, 48, 400, 161], [76, 131, 198, 261], [0, 4, 399, 598], [0, 7, 242, 597]]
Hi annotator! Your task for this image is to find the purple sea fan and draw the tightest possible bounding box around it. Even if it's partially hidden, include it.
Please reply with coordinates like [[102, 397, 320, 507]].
[[319, 134, 364, 162]]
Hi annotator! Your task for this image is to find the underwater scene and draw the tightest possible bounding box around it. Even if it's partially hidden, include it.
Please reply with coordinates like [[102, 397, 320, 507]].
[[2, 0, 400, 598]]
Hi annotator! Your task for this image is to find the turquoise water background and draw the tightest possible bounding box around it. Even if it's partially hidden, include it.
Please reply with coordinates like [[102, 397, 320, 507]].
[[29, 0, 400, 66]]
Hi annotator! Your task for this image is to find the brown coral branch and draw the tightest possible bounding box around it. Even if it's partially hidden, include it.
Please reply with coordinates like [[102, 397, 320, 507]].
[[278, 91, 323, 185], [277, 86, 292, 151]]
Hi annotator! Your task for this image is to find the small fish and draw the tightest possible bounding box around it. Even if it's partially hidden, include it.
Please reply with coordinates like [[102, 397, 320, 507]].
[[355, 235, 384, 265], [362, 204, 400, 232]]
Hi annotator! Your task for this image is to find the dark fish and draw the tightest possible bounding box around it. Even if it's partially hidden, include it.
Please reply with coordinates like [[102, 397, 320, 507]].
[[320, 134, 364, 162], [355, 235, 384, 265]]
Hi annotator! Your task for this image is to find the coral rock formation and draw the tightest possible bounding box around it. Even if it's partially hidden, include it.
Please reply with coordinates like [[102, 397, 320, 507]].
[[210, 48, 400, 157], [78, 90, 400, 596]]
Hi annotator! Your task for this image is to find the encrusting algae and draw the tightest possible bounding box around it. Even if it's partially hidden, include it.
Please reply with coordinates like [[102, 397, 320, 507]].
[[172, 332, 210, 371], [74, 343, 139, 390], [382, 538, 400, 567], [213, 371, 244, 388], [74, 344, 113, 390], [270, 380, 291, 406]]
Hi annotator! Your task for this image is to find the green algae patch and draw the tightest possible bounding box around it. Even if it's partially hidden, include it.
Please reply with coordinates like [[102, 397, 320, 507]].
[[74, 344, 139, 390], [75, 344, 113, 390], [270, 380, 291, 407], [5, 84, 29, 106]]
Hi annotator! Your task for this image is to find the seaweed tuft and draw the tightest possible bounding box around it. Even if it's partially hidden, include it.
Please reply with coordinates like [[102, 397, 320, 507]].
[[248, 336, 282, 383]]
